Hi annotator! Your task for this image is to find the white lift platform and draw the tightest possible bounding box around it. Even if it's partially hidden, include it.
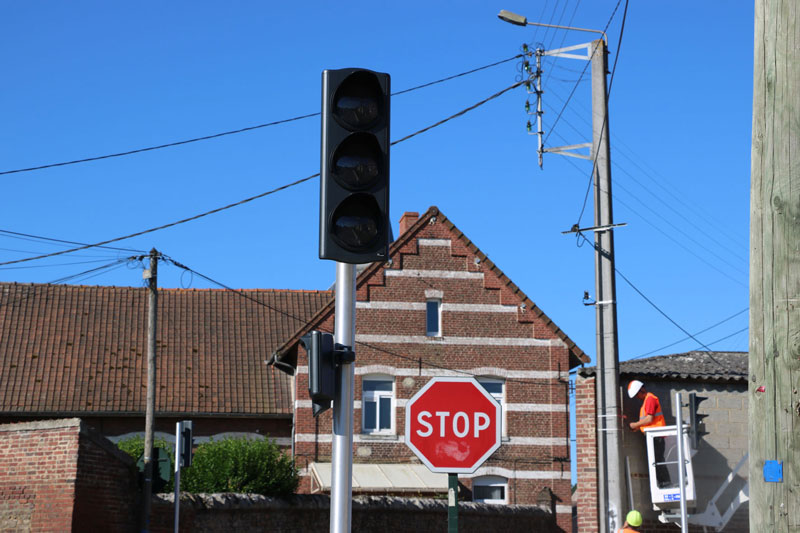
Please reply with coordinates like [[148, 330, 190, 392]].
[[644, 425, 696, 508], [643, 425, 749, 531]]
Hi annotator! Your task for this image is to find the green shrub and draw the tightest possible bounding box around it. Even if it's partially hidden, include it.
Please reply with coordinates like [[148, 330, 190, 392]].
[[116, 434, 175, 491], [180, 436, 298, 497]]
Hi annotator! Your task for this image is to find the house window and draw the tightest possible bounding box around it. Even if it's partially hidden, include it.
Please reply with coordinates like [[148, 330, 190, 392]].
[[473, 475, 508, 504], [478, 378, 505, 436], [362, 376, 394, 434], [426, 299, 441, 336]]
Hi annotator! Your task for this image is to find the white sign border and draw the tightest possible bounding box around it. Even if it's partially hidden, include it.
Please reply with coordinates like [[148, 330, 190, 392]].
[[404, 376, 502, 474]]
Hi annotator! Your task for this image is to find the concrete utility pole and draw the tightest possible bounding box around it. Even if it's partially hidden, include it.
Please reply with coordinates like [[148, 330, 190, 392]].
[[589, 39, 624, 533], [749, 0, 799, 529], [141, 248, 159, 532], [330, 262, 356, 533]]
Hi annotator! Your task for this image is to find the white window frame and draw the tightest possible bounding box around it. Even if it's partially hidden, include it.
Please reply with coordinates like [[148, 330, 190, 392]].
[[426, 299, 442, 337], [472, 475, 508, 504], [478, 377, 506, 437], [361, 375, 395, 435]]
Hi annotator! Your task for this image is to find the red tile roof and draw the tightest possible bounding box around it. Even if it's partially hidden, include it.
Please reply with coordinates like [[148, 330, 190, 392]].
[[0, 283, 332, 417]]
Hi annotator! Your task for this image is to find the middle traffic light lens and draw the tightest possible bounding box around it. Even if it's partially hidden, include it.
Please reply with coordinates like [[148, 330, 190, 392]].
[[332, 133, 382, 190], [331, 194, 382, 252]]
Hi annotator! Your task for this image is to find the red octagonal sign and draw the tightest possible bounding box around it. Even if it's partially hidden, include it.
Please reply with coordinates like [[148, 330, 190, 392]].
[[405, 377, 501, 473]]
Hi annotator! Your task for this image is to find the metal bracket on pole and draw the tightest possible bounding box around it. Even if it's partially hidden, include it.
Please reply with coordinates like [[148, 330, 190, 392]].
[[561, 222, 627, 235], [543, 41, 594, 61], [544, 142, 592, 160]]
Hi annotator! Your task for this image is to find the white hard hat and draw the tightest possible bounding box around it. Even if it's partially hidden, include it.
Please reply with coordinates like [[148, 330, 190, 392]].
[[627, 380, 644, 398]]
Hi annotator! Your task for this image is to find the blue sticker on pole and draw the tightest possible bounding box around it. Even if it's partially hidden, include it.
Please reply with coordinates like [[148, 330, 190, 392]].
[[763, 460, 783, 482]]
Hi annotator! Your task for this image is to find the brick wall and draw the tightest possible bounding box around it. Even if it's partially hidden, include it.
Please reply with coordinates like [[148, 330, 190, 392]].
[[0, 418, 139, 533], [151, 494, 560, 533], [574, 374, 598, 533], [292, 210, 577, 532]]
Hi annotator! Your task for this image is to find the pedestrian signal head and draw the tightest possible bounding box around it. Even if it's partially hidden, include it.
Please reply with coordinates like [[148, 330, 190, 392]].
[[627, 380, 644, 398], [626, 510, 642, 527]]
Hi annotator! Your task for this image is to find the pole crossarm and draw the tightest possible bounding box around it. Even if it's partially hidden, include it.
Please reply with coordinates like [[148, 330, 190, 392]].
[[544, 142, 592, 160], [543, 42, 594, 61]]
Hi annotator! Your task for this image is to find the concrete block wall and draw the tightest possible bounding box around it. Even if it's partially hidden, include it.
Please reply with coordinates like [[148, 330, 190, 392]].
[[576, 376, 749, 532]]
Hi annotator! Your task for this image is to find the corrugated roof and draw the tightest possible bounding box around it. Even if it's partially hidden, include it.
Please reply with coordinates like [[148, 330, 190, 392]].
[[577, 351, 748, 382], [0, 282, 332, 416]]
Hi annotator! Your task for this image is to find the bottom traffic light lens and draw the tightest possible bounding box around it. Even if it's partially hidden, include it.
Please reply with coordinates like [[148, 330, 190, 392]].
[[331, 194, 382, 251]]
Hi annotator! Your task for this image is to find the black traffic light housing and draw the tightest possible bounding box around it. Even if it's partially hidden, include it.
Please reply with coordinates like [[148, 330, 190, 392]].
[[320, 68, 391, 264], [300, 331, 356, 417], [688, 392, 709, 450], [180, 420, 194, 468]]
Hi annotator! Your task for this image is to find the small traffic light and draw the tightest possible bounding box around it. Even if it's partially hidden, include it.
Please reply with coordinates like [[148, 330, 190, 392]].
[[179, 420, 194, 468], [320, 68, 391, 264], [300, 331, 336, 417], [688, 392, 709, 450]]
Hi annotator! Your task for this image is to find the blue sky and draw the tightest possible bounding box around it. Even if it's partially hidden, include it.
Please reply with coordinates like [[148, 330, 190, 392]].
[[1, 1, 752, 365]]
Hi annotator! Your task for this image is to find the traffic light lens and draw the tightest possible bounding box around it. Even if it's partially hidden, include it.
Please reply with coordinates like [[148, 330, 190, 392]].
[[333, 72, 382, 130], [333, 133, 382, 190], [331, 194, 382, 251]]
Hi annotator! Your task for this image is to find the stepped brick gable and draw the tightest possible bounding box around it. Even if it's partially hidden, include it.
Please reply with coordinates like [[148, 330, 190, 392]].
[[275, 206, 587, 532]]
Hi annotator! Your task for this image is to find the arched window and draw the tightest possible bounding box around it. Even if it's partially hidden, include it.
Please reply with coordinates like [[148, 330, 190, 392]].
[[472, 475, 508, 504]]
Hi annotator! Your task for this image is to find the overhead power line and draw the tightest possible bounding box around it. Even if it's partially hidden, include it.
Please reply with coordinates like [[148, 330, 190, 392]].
[[0, 80, 523, 268], [631, 307, 749, 359], [0, 55, 521, 177], [163, 255, 570, 390]]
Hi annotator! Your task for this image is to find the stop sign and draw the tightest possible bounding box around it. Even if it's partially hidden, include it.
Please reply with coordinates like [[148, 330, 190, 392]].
[[405, 377, 501, 473]]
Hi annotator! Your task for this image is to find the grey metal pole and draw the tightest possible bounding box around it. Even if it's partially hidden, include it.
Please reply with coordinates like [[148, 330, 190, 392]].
[[330, 262, 356, 533], [590, 39, 624, 533], [142, 248, 158, 532], [675, 393, 688, 532], [174, 421, 182, 533]]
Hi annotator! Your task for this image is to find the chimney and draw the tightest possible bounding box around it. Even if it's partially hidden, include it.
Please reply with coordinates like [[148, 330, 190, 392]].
[[399, 212, 420, 235]]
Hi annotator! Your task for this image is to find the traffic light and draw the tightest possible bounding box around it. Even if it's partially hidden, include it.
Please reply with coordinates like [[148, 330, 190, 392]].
[[300, 331, 336, 417], [688, 392, 709, 450], [320, 68, 391, 264], [179, 420, 194, 468]]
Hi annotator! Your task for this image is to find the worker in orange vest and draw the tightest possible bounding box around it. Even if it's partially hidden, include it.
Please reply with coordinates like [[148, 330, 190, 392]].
[[617, 510, 643, 532], [627, 380, 670, 487]]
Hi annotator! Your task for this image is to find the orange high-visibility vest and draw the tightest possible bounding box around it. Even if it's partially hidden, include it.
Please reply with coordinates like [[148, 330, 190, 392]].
[[639, 392, 666, 432]]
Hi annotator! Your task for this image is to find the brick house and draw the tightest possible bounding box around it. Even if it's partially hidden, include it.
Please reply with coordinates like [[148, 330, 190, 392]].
[[0, 206, 588, 531], [271, 207, 588, 531], [575, 351, 749, 532], [0, 281, 331, 447]]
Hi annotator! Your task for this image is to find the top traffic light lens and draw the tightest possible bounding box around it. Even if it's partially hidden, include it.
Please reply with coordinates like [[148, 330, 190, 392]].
[[333, 71, 383, 130]]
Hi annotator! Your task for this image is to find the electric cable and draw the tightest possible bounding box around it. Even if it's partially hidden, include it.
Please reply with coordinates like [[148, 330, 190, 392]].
[[0, 229, 146, 253], [542, 0, 623, 147], [575, 232, 728, 370], [162, 255, 571, 390], [0, 55, 522, 177], [0, 80, 525, 268], [630, 307, 748, 359], [550, 127, 748, 287], [573, 0, 628, 227]]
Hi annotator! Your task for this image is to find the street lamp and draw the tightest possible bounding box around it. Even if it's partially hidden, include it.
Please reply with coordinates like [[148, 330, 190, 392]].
[[497, 9, 606, 41]]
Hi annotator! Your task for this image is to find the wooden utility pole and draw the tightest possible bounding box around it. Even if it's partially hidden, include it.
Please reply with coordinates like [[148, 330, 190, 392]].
[[749, 0, 800, 530], [141, 248, 159, 532]]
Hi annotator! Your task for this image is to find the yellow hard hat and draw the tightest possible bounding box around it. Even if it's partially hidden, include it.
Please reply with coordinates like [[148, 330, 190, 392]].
[[626, 510, 643, 527]]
